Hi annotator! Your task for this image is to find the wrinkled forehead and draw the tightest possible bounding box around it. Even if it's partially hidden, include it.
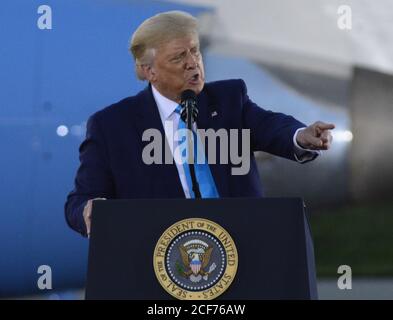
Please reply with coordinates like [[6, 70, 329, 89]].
[[156, 35, 200, 56]]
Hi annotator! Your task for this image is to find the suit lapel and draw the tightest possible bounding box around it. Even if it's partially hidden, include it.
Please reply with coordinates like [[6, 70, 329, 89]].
[[134, 85, 185, 198], [197, 88, 230, 198]]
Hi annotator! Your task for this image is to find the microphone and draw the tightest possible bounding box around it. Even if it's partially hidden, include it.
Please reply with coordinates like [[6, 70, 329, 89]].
[[180, 90, 198, 124], [180, 89, 201, 199]]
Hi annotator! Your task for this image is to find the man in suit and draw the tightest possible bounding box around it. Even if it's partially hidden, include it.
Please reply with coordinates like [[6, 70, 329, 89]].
[[65, 11, 334, 237]]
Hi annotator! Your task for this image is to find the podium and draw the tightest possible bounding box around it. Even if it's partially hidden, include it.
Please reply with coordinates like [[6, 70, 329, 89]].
[[85, 198, 318, 300]]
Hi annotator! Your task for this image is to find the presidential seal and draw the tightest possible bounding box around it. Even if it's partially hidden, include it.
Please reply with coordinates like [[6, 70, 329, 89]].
[[153, 218, 238, 300]]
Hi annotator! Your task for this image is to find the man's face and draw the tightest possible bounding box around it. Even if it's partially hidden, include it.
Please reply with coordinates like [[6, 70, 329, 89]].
[[147, 36, 205, 102]]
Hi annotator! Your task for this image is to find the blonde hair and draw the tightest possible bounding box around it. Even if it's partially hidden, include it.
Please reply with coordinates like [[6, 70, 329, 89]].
[[129, 11, 199, 80]]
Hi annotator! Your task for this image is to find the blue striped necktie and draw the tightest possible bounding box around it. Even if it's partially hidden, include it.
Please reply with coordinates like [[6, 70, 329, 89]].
[[175, 105, 219, 198]]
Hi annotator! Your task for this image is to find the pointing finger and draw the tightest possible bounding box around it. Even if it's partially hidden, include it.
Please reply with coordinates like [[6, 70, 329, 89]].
[[315, 122, 335, 131]]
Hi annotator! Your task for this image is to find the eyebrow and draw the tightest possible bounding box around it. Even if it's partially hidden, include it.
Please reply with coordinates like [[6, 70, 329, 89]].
[[167, 50, 186, 61], [170, 50, 186, 57], [168, 46, 199, 58]]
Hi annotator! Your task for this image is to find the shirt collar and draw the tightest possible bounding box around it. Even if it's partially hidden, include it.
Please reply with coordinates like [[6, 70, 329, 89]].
[[151, 85, 179, 122]]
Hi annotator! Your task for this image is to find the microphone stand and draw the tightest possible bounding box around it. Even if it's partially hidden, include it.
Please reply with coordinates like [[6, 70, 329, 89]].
[[184, 100, 201, 199]]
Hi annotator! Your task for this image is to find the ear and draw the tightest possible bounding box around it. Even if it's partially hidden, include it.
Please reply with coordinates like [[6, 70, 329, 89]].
[[138, 64, 156, 82]]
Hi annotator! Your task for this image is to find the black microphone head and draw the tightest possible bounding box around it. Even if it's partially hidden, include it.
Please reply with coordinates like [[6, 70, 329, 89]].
[[180, 90, 198, 123], [181, 89, 197, 102]]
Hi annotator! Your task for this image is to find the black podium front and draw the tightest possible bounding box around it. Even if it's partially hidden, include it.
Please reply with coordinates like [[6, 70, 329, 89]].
[[85, 198, 318, 300]]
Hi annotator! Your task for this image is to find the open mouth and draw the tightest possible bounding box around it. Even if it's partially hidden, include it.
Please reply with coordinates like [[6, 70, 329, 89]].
[[189, 73, 200, 83]]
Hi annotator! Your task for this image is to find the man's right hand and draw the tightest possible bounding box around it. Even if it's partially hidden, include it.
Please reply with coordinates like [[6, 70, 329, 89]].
[[83, 197, 106, 238]]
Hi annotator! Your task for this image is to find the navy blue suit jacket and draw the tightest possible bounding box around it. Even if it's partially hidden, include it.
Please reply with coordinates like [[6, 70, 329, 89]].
[[65, 79, 307, 236]]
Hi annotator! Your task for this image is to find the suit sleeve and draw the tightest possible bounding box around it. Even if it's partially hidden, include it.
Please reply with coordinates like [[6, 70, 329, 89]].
[[240, 79, 306, 161], [64, 114, 115, 236]]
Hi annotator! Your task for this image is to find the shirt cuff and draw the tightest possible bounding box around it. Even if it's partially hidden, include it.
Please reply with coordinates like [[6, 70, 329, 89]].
[[293, 127, 321, 163]]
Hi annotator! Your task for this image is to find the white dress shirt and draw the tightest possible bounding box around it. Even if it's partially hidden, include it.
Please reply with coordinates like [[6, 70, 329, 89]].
[[151, 85, 319, 198], [152, 85, 193, 198]]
